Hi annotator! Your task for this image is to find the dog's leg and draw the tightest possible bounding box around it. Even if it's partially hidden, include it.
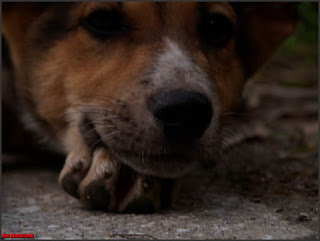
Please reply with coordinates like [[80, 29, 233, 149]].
[[78, 147, 181, 213], [59, 127, 181, 213], [58, 127, 93, 199], [77, 147, 119, 210]]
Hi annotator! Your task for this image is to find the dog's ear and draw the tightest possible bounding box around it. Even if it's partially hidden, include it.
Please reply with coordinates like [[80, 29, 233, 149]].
[[234, 3, 299, 77], [2, 3, 52, 72], [2, 3, 50, 59], [2, 3, 50, 37]]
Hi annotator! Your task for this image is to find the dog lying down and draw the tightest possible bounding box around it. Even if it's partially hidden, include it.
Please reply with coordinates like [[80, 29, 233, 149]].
[[2, 2, 298, 213]]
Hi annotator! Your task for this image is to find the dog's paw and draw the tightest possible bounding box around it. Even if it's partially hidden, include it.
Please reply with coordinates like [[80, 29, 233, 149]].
[[59, 147, 180, 213], [59, 147, 92, 199], [78, 148, 119, 210]]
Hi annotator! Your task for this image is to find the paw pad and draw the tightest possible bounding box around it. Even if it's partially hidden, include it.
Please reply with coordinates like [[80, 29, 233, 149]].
[[82, 180, 111, 210], [60, 173, 80, 199], [104, 171, 112, 179]]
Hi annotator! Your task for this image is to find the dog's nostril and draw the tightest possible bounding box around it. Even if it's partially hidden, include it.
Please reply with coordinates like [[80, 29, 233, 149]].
[[150, 90, 213, 140]]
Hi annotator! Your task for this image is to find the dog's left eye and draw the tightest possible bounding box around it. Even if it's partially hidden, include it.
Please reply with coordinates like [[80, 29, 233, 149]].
[[81, 10, 128, 39], [198, 13, 234, 48]]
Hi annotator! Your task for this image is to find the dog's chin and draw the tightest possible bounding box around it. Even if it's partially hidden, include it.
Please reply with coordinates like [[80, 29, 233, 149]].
[[80, 119, 200, 178], [110, 149, 197, 178]]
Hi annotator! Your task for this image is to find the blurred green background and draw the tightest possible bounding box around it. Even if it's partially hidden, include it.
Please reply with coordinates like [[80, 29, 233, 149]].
[[275, 2, 318, 88], [281, 3, 318, 63]]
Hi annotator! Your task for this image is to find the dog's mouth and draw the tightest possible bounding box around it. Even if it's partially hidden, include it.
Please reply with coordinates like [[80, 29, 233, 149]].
[[111, 145, 196, 178], [78, 117, 198, 178], [78, 87, 218, 178]]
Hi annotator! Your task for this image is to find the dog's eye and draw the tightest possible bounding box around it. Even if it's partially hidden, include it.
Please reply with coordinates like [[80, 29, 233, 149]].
[[198, 13, 234, 48], [81, 10, 127, 39]]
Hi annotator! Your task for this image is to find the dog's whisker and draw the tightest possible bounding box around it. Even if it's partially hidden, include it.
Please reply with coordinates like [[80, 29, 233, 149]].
[[87, 130, 120, 151], [146, 146, 151, 164], [81, 127, 100, 139], [101, 131, 121, 143], [74, 112, 121, 121], [89, 117, 120, 123], [87, 123, 116, 128], [53, 110, 103, 121], [77, 105, 113, 111], [80, 96, 126, 107], [93, 115, 120, 120], [219, 128, 237, 137], [78, 122, 117, 138], [93, 95, 125, 103], [53, 111, 121, 128], [128, 139, 133, 151], [140, 142, 146, 165], [67, 120, 116, 130], [80, 111, 115, 116], [79, 96, 116, 104], [53, 111, 81, 120], [88, 137, 103, 151], [80, 123, 116, 139], [55, 111, 108, 119]]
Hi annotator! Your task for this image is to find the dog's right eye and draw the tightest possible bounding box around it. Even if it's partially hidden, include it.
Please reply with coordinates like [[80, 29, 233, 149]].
[[81, 10, 128, 39], [198, 13, 234, 48]]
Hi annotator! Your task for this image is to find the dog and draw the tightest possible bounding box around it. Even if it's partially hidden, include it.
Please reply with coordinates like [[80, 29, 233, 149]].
[[2, 2, 298, 213]]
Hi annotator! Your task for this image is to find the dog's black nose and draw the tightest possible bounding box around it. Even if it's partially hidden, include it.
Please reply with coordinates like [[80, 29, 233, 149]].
[[150, 90, 212, 140]]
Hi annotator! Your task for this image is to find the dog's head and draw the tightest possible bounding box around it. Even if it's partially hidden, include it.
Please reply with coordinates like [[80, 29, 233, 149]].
[[2, 2, 297, 177]]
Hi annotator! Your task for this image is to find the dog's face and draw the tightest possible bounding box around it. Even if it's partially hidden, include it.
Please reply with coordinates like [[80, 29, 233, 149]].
[[3, 2, 297, 177]]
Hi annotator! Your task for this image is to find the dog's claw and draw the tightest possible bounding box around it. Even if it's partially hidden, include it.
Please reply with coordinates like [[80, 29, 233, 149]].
[[60, 173, 80, 199], [60, 147, 181, 213], [81, 179, 111, 210], [59, 148, 92, 199]]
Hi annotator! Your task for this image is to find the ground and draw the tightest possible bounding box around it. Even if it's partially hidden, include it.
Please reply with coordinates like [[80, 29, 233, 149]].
[[2, 4, 318, 239]]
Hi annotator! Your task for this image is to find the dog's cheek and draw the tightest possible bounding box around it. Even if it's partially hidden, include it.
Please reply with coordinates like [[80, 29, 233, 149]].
[[28, 54, 70, 132], [206, 49, 246, 112]]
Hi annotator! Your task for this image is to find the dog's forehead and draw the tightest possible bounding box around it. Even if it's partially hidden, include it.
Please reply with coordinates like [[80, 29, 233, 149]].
[[73, 2, 235, 19], [20, 1, 239, 75], [33, 2, 236, 47]]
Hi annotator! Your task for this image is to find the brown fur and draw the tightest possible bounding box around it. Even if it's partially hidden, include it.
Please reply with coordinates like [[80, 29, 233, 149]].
[[2, 2, 298, 213]]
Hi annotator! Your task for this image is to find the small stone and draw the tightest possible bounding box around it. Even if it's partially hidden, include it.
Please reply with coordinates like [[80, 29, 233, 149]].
[[17, 205, 40, 214], [298, 213, 311, 221], [176, 228, 189, 233], [264, 235, 274, 239], [48, 225, 60, 229]]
